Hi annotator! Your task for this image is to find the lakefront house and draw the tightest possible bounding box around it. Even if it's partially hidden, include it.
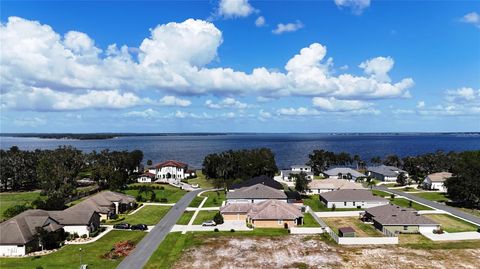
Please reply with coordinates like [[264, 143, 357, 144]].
[[280, 165, 314, 181], [319, 189, 389, 209], [147, 160, 195, 184], [422, 172, 452, 192], [321, 167, 365, 181], [367, 165, 408, 182]]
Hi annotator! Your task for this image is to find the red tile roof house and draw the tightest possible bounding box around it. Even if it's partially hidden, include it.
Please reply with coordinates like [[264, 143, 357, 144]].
[[147, 160, 193, 184], [137, 172, 156, 183]]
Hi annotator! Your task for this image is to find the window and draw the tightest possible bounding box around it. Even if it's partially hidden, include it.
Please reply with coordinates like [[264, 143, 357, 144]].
[[278, 219, 283, 225], [403, 226, 408, 231], [344, 202, 347, 206], [353, 201, 356, 206]]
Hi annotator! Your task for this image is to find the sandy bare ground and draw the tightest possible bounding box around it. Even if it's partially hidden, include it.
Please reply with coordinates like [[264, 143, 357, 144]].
[[174, 235, 480, 269]]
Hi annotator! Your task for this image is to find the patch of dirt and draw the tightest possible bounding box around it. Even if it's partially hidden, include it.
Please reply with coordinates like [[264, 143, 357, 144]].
[[173, 235, 480, 269]]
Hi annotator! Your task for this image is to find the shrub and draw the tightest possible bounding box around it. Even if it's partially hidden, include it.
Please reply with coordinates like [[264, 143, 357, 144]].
[[73, 233, 80, 239], [81, 234, 88, 239], [160, 198, 168, 203], [110, 214, 119, 220], [36, 266, 44, 269], [136, 195, 145, 202], [390, 194, 396, 199], [4, 204, 31, 218], [213, 212, 224, 225], [230, 229, 235, 232], [331, 204, 336, 211], [159, 186, 165, 190], [214, 228, 219, 232], [150, 192, 156, 202]]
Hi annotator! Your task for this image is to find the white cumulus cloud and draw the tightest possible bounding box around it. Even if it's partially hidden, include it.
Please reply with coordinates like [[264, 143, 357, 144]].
[[334, 0, 371, 15], [217, 0, 255, 18], [461, 12, 480, 28], [158, 96, 192, 107], [255, 16, 266, 27], [205, 98, 250, 109], [312, 97, 372, 111], [272, 20, 304, 34]]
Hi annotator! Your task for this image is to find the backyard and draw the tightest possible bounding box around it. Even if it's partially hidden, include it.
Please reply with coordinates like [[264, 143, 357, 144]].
[[185, 170, 214, 189], [0, 231, 146, 269], [107, 205, 172, 225], [303, 195, 364, 212], [201, 190, 226, 207], [322, 217, 382, 237], [412, 192, 449, 203], [389, 198, 432, 210], [302, 212, 321, 227], [123, 184, 187, 203], [424, 214, 478, 233]]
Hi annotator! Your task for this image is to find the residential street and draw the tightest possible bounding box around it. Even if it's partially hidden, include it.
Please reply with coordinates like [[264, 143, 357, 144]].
[[116, 189, 203, 269], [374, 185, 480, 226]]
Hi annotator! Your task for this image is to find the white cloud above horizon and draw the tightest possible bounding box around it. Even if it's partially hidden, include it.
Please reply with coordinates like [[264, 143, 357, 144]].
[[460, 12, 480, 28], [272, 20, 304, 34], [217, 0, 255, 18], [334, 0, 371, 15]]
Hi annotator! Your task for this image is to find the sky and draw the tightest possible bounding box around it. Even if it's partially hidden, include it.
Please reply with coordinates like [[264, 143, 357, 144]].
[[0, 0, 479, 133]]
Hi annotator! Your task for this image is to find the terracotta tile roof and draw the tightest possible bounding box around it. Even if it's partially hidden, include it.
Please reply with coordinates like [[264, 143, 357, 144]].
[[152, 160, 187, 169], [248, 200, 302, 220]]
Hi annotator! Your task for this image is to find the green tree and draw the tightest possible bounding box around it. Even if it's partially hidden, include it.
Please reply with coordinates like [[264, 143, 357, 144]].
[[396, 172, 408, 186], [445, 151, 480, 208], [293, 172, 309, 193]]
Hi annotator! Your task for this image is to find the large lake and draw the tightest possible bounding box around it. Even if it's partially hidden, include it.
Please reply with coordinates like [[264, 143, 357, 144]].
[[1, 134, 479, 169]]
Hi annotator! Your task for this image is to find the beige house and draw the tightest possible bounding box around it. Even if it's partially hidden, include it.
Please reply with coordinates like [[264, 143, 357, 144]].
[[422, 172, 452, 192], [67, 191, 136, 220], [320, 189, 389, 209], [306, 178, 365, 195], [226, 183, 287, 204], [220, 200, 303, 228]]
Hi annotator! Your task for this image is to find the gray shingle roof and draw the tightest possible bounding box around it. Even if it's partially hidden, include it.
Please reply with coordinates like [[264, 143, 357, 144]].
[[248, 200, 302, 220], [368, 165, 405, 177], [308, 179, 365, 190], [220, 203, 253, 214], [67, 191, 135, 214], [320, 189, 387, 202], [227, 184, 287, 200], [323, 168, 365, 178], [290, 165, 310, 169], [365, 204, 438, 226]]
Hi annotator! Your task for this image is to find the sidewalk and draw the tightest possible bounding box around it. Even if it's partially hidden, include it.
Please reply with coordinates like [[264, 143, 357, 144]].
[[421, 231, 480, 241]]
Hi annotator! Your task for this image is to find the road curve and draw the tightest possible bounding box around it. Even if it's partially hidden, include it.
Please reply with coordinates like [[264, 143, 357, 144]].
[[117, 189, 203, 269], [375, 185, 480, 226]]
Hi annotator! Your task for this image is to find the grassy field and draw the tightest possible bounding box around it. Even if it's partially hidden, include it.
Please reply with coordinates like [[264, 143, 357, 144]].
[[458, 207, 480, 218], [177, 211, 195, 225], [0, 231, 145, 269], [188, 196, 205, 207], [0, 191, 42, 220], [371, 190, 392, 197], [399, 234, 480, 249], [192, 211, 218, 225], [303, 195, 364, 212], [108, 205, 171, 225], [424, 214, 478, 233], [412, 192, 449, 203], [124, 184, 186, 203], [322, 217, 382, 237], [389, 198, 432, 210], [186, 170, 214, 189], [302, 213, 321, 227], [201, 191, 226, 207]]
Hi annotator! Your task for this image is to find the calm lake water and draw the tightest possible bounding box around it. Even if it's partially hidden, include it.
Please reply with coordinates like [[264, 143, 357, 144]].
[[1, 134, 479, 169]]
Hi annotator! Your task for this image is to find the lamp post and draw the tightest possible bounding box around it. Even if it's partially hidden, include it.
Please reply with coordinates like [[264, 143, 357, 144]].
[[79, 248, 83, 267]]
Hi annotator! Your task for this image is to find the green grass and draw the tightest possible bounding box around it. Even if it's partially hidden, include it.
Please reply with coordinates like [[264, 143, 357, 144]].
[[303, 195, 364, 212], [382, 183, 398, 188], [124, 184, 187, 203], [0, 191, 42, 220], [177, 211, 195, 225], [399, 234, 480, 250], [188, 196, 205, 207], [0, 231, 145, 269], [108, 205, 171, 225], [302, 213, 321, 227], [192, 210, 218, 225], [394, 187, 417, 192], [389, 198, 432, 210], [186, 170, 214, 189], [371, 190, 391, 197], [424, 214, 478, 233], [201, 191, 226, 207], [412, 192, 449, 203]]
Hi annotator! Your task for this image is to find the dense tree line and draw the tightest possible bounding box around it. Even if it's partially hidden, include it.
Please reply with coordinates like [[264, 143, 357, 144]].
[[202, 148, 278, 188], [306, 149, 358, 175], [0, 146, 143, 209], [445, 151, 480, 209]]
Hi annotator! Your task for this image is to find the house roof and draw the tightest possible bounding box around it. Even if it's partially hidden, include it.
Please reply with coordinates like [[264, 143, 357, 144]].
[[248, 200, 303, 220], [48, 210, 97, 225], [140, 172, 156, 178], [281, 170, 314, 177], [152, 160, 187, 169], [220, 203, 252, 214], [308, 179, 365, 190], [227, 184, 287, 200], [426, 172, 453, 182], [339, 227, 355, 233], [290, 165, 310, 169], [230, 175, 284, 190], [0, 210, 63, 245], [323, 168, 365, 178], [365, 204, 438, 226], [67, 191, 135, 214], [368, 165, 406, 177], [320, 189, 387, 202]]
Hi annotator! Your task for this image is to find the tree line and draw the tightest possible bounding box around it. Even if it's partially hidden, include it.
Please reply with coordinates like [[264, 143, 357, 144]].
[[0, 146, 143, 210], [202, 148, 278, 188]]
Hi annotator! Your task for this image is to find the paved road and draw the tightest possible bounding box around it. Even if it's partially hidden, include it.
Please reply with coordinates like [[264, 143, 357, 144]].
[[375, 185, 480, 226], [117, 189, 203, 269]]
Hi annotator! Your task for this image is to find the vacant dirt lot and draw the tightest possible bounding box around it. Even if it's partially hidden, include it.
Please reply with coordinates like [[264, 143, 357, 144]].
[[174, 235, 480, 269]]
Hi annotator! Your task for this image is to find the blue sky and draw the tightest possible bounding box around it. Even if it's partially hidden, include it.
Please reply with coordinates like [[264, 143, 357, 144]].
[[1, 0, 479, 133]]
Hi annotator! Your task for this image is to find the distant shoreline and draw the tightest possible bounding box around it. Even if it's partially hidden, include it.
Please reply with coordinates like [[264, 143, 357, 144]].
[[0, 132, 479, 140]]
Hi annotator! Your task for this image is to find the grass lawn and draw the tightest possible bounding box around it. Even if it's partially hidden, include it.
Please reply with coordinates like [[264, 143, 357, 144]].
[[124, 184, 187, 203], [389, 198, 432, 210], [424, 214, 478, 233], [145, 229, 289, 269], [0, 191, 42, 220], [192, 210, 218, 225], [177, 211, 195, 225], [201, 191, 226, 207], [399, 234, 480, 250], [302, 213, 321, 227], [0, 231, 145, 269], [322, 217, 382, 237], [303, 195, 364, 212], [394, 187, 417, 192], [371, 190, 392, 197], [186, 170, 214, 189], [382, 183, 398, 188], [188, 196, 205, 208], [412, 192, 449, 203], [108, 205, 171, 225], [458, 207, 480, 218]]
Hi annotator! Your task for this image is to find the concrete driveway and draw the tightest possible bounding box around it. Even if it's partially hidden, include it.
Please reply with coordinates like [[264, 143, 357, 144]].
[[116, 189, 203, 269]]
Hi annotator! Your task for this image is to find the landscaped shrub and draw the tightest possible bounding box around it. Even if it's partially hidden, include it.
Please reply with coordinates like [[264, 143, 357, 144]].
[[213, 212, 224, 225], [110, 214, 119, 220], [103, 241, 136, 260], [214, 228, 219, 232], [390, 194, 396, 199], [230, 229, 235, 232], [331, 204, 336, 211], [81, 234, 88, 239], [73, 233, 80, 239], [159, 198, 168, 203]]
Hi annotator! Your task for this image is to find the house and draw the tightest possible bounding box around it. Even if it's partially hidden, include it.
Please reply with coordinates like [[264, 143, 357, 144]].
[[280, 165, 314, 181], [137, 172, 156, 183], [306, 179, 365, 195], [147, 160, 191, 184], [220, 200, 303, 228], [229, 175, 284, 190], [67, 191, 136, 220], [0, 209, 100, 257], [322, 167, 365, 181], [422, 172, 452, 192], [319, 189, 388, 209], [367, 165, 408, 182], [226, 184, 287, 204], [362, 204, 440, 234]]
